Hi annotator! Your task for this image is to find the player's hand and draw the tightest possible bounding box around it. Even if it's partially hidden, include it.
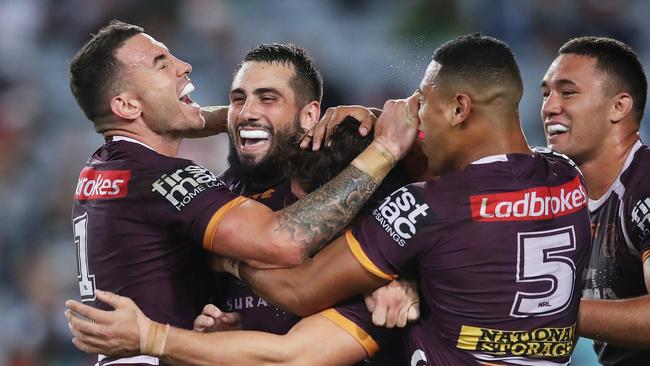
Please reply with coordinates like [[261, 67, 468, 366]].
[[65, 290, 152, 357], [365, 279, 420, 328], [194, 304, 242, 332], [372, 94, 420, 162], [301, 105, 378, 151]]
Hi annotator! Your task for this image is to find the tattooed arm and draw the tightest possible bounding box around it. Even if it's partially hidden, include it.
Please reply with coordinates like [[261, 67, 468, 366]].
[[211, 144, 385, 266], [209, 96, 420, 267]]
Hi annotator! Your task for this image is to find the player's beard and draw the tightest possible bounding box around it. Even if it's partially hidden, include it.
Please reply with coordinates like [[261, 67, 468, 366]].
[[227, 117, 304, 189]]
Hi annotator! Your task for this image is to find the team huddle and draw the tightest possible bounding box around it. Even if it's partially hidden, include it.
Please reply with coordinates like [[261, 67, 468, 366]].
[[65, 20, 650, 366]]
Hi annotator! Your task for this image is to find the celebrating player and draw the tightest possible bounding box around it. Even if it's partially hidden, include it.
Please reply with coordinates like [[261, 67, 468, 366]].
[[66, 34, 592, 365], [541, 36, 650, 364], [68, 20, 417, 365]]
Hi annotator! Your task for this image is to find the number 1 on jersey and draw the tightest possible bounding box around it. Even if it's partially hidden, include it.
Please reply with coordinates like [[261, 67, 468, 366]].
[[73, 213, 96, 301]]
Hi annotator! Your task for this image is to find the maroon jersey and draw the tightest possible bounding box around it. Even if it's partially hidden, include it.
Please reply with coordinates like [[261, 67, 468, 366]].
[[582, 141, 650, 365], [72, 138, 247, 365], [347, 150, 591, 365], [216, 169, 301, 334]]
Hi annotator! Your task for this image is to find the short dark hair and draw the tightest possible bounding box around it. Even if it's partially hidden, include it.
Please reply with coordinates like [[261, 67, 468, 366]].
[[240, 43, 323, 106], [287, 117, 409, 211], [559, 36, 647, 122], [433, 33, 523, 96], [69, 20, 144, 122]]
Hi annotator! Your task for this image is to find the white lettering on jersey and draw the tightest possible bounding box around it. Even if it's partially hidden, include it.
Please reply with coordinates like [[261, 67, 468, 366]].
[[151, 165, 223, 211], [373, 187, 430, 246]]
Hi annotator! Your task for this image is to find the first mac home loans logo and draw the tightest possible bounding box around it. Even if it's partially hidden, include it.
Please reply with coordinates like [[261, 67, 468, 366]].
[[151, 165, 223, 211]]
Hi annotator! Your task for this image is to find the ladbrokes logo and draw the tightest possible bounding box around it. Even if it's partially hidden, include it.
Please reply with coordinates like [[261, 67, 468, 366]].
[[373, 187, 430, 246], [470, 176, 587, 222], [74, 167, 130, 200], [151, 165, 223, 211]]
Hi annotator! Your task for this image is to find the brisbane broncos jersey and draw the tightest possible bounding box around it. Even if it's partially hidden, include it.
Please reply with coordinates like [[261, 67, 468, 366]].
[[582, 140, 650, 365], [345, 150, 591, 365], [72, 137, 247, 365], [217, 169, 301, 334]]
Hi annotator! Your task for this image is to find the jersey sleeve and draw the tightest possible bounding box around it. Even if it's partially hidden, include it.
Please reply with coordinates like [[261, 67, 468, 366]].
[[319, 297, 396, 358], [144, 162, 249, 249], [348, 184, 435, 278]]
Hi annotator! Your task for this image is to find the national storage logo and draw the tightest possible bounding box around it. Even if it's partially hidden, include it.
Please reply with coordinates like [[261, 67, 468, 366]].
[[373, 187, 430, 246], [456, 324, 575, 357], [151, 165, 223, 211]]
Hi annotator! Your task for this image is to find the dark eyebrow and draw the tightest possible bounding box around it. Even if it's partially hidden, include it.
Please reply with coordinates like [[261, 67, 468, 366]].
[[253, 87, 281, 96], [230, 87, 282, 96], [541, 78, 577, 88]]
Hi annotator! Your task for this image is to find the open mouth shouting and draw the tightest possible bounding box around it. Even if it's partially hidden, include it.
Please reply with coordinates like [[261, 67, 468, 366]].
[[179, 82, 200, 109]]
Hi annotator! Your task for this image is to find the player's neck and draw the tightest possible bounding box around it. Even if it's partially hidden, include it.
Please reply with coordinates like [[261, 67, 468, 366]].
[[461, 125, 531, 169], [578, 132, 639, 200]]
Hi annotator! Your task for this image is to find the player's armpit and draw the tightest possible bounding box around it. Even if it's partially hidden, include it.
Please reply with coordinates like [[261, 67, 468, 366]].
[[578, 296, 650, 348], [239, 234, 389, 317]]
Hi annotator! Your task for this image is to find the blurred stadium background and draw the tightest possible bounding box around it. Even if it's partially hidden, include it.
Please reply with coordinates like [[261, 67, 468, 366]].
[[1, 0, 649, 364]]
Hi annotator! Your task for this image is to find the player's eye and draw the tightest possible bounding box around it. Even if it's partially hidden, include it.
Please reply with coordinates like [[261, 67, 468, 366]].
[[230, 96, 245, 104]]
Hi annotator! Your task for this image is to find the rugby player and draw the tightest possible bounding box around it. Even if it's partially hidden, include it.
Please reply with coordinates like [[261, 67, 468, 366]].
[[68, 20, 417, 365], [66, 34, 592, 365], [206, 43, 417, 339], [541, 36, 650, 365], [67, 119, 413, 366]]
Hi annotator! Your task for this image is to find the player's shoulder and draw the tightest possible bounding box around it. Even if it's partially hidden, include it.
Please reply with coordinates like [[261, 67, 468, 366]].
[[626, 144, 650, 179], [531, 146, 580, 170]]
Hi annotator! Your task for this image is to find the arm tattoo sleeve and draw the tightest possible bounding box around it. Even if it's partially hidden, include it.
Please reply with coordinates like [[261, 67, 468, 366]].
[[275, 165, 378, 256]]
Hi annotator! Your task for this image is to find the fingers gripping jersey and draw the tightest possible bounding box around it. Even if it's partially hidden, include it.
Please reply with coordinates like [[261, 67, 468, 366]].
[[72, 140, 245, 365], [583, 141, 650, 365], [348, 152, 591, 365]]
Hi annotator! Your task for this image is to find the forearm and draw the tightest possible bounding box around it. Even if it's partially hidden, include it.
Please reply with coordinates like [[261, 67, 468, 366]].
[[161, 327, 290, 366], [238, 237, 388, 316], [184, 105, 229, 138], [578, 296, 650, 348], [273, 141, 394, 257]]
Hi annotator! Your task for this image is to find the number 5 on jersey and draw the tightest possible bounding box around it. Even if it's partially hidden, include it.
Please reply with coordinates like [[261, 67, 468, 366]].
[[73, 213, 96, 301], [510, 226, 577, 317]]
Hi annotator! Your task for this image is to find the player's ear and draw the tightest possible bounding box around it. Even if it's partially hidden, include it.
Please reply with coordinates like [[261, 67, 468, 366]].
[[110, 92, 142, 121], [610, 92, 633, 124], [299, 101, 320, 130], [451, 93, 471, 127]]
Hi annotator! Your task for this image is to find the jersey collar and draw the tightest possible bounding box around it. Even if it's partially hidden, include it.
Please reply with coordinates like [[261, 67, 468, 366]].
[[110, 136, 156, 152]]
